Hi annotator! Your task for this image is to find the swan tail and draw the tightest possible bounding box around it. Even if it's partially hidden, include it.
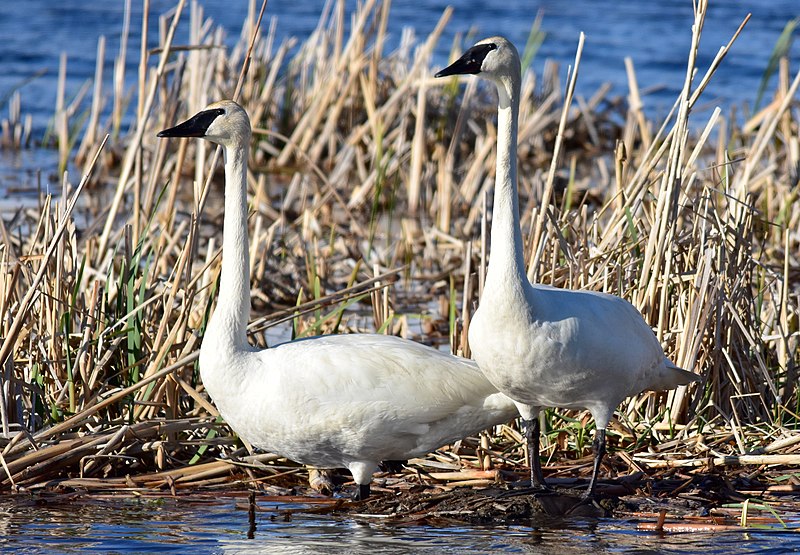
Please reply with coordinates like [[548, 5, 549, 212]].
[[656, 360, 701, 389]]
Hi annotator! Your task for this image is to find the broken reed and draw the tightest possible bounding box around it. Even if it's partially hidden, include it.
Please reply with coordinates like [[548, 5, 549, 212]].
[[0, 0, 798, 491]]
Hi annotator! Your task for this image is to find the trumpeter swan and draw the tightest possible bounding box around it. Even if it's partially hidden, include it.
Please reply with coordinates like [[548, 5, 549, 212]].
[[157, 100, 518, 499], [435, 37, 699, 497]]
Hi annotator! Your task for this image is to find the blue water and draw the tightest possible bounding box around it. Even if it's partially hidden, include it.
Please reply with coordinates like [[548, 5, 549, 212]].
[[0, 0, 798, 136], [0, 495, 798, 554]]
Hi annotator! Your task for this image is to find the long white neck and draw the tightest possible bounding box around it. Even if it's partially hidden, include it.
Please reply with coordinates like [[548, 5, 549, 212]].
[[205, 142, 252, 352], [484, 71, 527, 298]]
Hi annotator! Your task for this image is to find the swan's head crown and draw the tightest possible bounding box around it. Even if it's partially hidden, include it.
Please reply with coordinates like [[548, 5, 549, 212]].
[[158, 100, 251, 147], [435, 36, 519, 82]]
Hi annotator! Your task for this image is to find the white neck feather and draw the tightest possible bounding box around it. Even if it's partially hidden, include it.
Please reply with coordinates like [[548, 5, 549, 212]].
[[484, 72, 527, 299], [204, 143, 252, 353]]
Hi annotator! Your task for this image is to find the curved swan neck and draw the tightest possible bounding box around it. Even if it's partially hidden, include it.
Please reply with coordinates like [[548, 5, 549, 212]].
[[485, 71, 526, 295], [207, 142, 252, 351]]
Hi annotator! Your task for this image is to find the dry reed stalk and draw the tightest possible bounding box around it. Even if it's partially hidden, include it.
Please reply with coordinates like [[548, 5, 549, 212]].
[[634, 454, 800, 469], [138, 0, 150, 123], [637, 522, 748, 533], [76, 36, 106, 166], [112, 0, 131, 137], [98, 0, 187, 255], [623, 57, 651, 152], [407, 71, 428, 214], [0, 136, 108, 373], [54, 52, 68, 172], [526, 32, 584, 281]]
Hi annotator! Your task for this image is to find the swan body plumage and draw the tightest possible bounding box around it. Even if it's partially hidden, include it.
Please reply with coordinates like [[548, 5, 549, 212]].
[[470, 282, 695, 427], [436, 37, 699, 496], [203, 333, 516, 471], [158, 100, 517, 498]]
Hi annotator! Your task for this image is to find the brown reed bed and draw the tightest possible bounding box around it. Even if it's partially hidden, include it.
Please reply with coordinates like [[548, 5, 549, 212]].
[[0, 0, 798, 510]]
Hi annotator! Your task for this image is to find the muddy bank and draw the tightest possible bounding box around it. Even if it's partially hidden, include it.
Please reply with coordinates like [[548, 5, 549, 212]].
[[266, 472, 800, 529], [342, 477, 713, 521]]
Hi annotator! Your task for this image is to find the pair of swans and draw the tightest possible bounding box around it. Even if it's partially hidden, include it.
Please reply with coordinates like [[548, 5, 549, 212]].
[[157, 36, 697, 499]]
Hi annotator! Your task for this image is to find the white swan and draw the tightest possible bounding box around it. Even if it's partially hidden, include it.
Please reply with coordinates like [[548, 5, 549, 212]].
[[435, 37, 699, 497], [157, 100, 518, 499]]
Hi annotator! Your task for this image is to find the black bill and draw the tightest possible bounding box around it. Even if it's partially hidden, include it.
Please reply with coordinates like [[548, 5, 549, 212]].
[[435, 43, 497, 78], [157, 108, 225, 138]]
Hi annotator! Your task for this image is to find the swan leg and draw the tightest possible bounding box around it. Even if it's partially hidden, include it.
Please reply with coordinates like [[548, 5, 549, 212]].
[[348, 461, 375, 501], [353, 484, 371, 501], [583, 428, 606, 499], [524, 418, 547, 489]]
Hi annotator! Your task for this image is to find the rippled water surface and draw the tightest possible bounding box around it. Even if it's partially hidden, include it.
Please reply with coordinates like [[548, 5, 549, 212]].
[[0, 495, 798, 554]]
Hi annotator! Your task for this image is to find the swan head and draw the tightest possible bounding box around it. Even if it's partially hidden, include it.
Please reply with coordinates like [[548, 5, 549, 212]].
[[435, 36, 520, 83], [157, 100, 251, 147]]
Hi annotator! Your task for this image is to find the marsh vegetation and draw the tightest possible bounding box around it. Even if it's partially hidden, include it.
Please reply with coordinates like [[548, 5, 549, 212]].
[[0, 0, 797, 526]]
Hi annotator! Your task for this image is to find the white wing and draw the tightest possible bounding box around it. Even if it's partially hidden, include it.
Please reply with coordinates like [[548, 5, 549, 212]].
[[210, 334, 516, 467]]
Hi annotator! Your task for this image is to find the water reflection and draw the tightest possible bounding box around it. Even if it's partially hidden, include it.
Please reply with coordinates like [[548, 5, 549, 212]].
[[0, 495, 797, 554]]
